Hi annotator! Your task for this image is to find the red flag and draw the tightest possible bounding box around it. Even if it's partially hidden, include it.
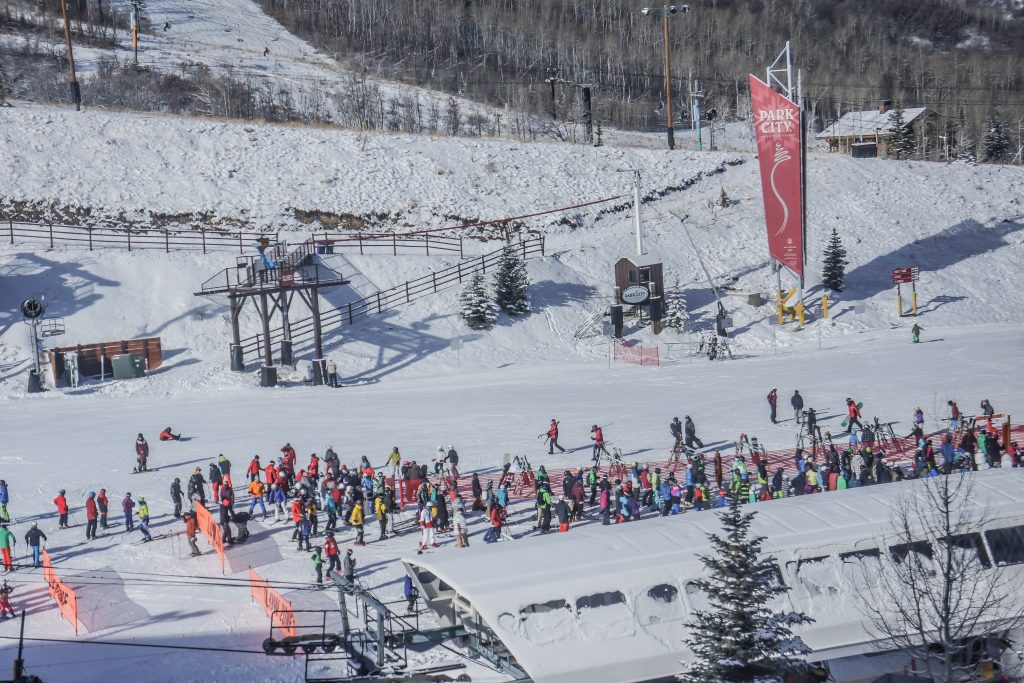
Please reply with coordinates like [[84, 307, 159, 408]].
[[749, 75, 803, 277]]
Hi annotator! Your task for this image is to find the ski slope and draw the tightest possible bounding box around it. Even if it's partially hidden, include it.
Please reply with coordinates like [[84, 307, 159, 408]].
[[0, 100, 1022, 682]]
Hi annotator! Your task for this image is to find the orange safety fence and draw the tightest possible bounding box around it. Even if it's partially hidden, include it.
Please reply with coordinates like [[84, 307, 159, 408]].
[[612, 341, 660, 367], [42, 550, 78, 635], [249, 568, 296, 638], [194, 502, 225, 574]]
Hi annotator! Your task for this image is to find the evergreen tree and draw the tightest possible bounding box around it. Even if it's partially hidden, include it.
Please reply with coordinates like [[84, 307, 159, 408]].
[[663, 277, 688, 332], [459, 272, 496, 330], [886, 103, 915, 160], [493, 242, 531, 316], [983, 110, 1010, 162], [955, 107, 975, 162], [718, 188, 731, 208], [679, 497, 812, 683], [821, 228, 849, 292]]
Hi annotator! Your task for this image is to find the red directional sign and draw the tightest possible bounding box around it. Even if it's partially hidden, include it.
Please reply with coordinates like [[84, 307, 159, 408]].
[[892, 267, 919, 285]]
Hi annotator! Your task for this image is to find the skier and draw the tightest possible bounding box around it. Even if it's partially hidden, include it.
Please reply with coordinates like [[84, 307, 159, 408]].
[[159, 427, 181, 441], [246, 455, 261, 483], [343, 548, 356, 584], [135, 433, 149, 472], [324, 532, 340, 574], [182, 512, 201, 557], [0, 480, 8, 522], [555, 495, 570, 533], [452, 497, 468, 547], [170, 478, 183, 519], [670, 417, 683, 450], [122, 492, 135, 531], [546, 419, 566, 454], [188, 467, 207, 508], [948, 400, 961, 430], [138, 497, 150, 525], [0, 525, 15, 572], [911, 323, 924, 343], [845, 398, 863, 433], [981, 399, 995, 418], [791, 390, 804, 423], [374, 494, 388, 542], [767, 388, 778, 423], [684, 416, 704, 450], [403, 575, 419, 613], [311, 546, 324, 586], [591, 425, 609, 462], [24, 523, 45, 568], [85, 492, 98, 540], [209, 463, 223, 503], [418, 504, 436, 551], [248, 479, 267, 519], [386, 447, 402, 482], [0, 581, 14, 618], [98, 489, 109, 529], [54, 489, 69, 528]]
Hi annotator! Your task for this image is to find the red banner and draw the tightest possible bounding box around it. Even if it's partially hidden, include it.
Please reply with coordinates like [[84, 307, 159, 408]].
[[194, 502, 225, 574], [612, 341, 660, 366], [249, 568, 296, 638], [42, 550, 78, 635], [749, 75, 804, 277]]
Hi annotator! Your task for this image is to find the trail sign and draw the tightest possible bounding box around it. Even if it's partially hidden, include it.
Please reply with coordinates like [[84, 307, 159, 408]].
[[891, 267, 919, 285]]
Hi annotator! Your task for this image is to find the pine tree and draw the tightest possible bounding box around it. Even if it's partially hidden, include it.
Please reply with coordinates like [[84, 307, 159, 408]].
[[955, 107, 975, 162], [718, 188, 731, 208], [983, 110, 1010, 162], [493, 242, 531, 316], [679, 497, 812, 683], [663, 277, 688, 332], [886, 103, 915, 160], [821, 228, 848, 293], [459, 272, 496, 330]]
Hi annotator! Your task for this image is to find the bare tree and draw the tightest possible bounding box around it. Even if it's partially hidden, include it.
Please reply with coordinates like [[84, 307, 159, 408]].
[[859, 472, 1024, 682]]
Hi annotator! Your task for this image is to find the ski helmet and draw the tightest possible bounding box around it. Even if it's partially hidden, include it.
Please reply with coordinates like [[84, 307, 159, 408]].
[[88, 491, 95, 497], [58, 489, 65, 494]]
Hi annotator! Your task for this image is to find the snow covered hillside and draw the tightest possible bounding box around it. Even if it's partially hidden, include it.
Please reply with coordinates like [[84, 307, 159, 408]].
[[0, 100, 1022, 682]]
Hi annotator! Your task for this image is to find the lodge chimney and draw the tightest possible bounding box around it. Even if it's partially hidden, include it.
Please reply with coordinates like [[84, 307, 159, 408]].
[[879, 100, 893, 114]]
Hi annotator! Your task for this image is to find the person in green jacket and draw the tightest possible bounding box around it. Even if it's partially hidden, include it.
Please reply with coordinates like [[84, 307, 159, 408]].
[[537, 486, 553, 533], [0, 525, 15, 572], [311, 547, 324, 586]]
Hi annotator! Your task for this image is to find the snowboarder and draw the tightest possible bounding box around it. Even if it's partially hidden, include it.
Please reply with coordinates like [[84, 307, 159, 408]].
[[546, 420, 566, 454], [122, 492, 135, 531], [170, 478, 183, 519], [0, 525, 15, 572], [85, 492, 98, 540], [670, 417, 683, 450], [343, 548, 356, 584], [981, 399, 995, 418], [23, 523, 44, 568], [0, 480, 9, 523], [403, 575, 418, 613], [845, 398, 863, 433], [159, 427, 180, 441], [188, 468, 207, 508], [182, 512, 201, 556], [325, 358, 338, 387], [911, 323, 923, 343], [386, 447, 402, 482], [233, 511, 251, 543], [374, 495, 388, 541], [54, 489, 69, 528], [791, 390, 804, 423], [767, 388, 778, 423], [591, 425, 609, 462], [324, 532, 340, 574], [311, 547, 324, 586], [98, 489, 109, 529], [684, 416, 704, 450], [0, 581, 14, 617], [135, 433, 149, 472], [948, 400, 961, 430]]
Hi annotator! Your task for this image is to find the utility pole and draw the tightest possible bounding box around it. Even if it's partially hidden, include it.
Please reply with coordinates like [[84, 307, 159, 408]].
[[58, 0, 81, 111], [582, 85, 593, 144], [130, 1, 140, 65], [546, 67, 557, 121], [691, 79, 703, 151], [662, 12, 675, 150]]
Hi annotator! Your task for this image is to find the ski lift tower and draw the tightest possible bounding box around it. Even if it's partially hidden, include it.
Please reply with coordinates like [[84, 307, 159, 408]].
[[21, 297, 67, 392]]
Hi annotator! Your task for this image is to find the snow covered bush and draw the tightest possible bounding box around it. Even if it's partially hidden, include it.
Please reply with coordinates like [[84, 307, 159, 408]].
[[494, 242, 531, 316], [459, 272, 497, 330]]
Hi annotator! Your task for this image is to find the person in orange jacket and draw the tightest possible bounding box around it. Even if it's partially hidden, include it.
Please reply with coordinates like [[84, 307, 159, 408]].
[[159, 427, 180, 441], [290, 498, 303, 542], [248, 479, 267, 519], [54, 489, 69, 528]]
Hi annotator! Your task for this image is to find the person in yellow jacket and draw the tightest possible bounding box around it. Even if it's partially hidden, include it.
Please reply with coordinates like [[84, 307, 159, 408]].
[[350, 500, 365, 546], [247, 480, 267, 519], [374, 496, 388, 541]]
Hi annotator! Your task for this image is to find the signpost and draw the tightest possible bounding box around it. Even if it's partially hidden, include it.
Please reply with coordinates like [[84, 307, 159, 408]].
[[891, 267, 920, 316], [621, 286, 651, 305]]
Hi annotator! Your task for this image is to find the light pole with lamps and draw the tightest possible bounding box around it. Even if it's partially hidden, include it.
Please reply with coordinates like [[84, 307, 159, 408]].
[[641, 4, 688, 150]]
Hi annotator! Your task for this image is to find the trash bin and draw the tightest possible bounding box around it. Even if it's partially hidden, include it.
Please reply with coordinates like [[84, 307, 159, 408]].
[[260, 365, 278, 387], [27, 370, 44, 394], [280, 339, 294, 366], [230, 345, 245, 372]]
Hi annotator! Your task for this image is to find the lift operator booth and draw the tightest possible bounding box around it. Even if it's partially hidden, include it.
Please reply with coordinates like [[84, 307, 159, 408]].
[[613, 255, 665, 335]]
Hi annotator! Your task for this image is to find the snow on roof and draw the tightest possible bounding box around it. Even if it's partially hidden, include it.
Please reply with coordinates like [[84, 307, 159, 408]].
[[816, 107, 929, 139], [405, 469, 1024, 683], [616, 253, 663, 267]]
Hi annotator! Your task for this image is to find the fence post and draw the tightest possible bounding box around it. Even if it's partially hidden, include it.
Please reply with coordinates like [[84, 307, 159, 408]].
[[480, 255, 486, 273], [359, 234, 364, 256], [201, 228, 207, 254], [377, 293, 383, 315], [521, 239, 526, 260], [459, 237, 463, 259], [49, 223, 54, 249], [165, 229, 170, 253], [425, 234, 430, 256], [432, 272, 437, 292], [239, 232, 243, 254], [348, 302, 354, 325], [88, 227, 93, 251], [457, 262, 462, 282], [405, 282, 410, 303], [540, 235, 546, 256], [8, 220, 12, 245], [393, 233, 397, 256], [127, 227, 132, 252]]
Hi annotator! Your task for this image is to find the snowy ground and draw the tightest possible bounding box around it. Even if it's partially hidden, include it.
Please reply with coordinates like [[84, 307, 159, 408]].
[[0, 100, 1022, 682]]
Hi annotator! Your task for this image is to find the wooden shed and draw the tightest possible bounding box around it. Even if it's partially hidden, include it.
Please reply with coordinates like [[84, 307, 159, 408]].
[[614, 255, 664, 303]]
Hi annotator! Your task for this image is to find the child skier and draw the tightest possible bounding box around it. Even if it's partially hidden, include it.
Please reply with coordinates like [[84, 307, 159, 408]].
[[311, 547, 324, 586], [0, 581, 14, 618], [135, 433, 149, 472]]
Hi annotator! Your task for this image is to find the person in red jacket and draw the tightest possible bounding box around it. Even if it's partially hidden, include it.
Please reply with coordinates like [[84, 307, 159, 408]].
[[135, 433, 150, 472], [159, 427, 180, 441], [767, 388, 778, 424], [290, 499, 303, 542], [97, 489, 109, 529], [845, 398, 863, 433], [85, 491, 98, 540], [547, 419, 566, 454], [247, 456, 262, 483], [54, 489, 69, 528], [323, 532, 340, 573], [308, 454, 320, 486]]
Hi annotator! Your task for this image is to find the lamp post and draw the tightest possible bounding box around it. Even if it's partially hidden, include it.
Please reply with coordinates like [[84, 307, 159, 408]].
[[642, 4, 688, 150]]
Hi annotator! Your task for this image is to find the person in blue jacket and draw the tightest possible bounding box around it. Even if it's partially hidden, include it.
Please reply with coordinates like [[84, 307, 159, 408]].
[[0, 481, 8, 523]]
